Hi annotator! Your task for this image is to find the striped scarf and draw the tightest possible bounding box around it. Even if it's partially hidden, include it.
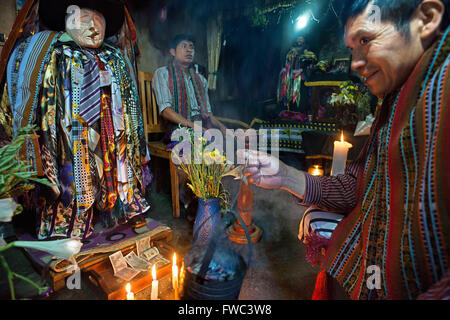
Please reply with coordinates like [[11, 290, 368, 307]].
[[321, 27, 450, 300], [167, 59, 208, 121], [7, 31, 61, 175]]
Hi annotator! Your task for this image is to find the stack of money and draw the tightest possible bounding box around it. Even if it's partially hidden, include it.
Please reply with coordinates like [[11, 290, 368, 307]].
[[135, 237, 170, 270], [109, 237, 171, 281], [109, 251, 140, 281]]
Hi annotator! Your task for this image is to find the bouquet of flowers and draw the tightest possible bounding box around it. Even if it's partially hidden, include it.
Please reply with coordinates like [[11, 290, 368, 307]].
[[170, 127, 240, 203]]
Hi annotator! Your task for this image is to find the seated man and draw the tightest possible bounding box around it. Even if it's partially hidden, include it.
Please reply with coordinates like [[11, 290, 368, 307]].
[[152, 34, 227, 219], [241, 0, 450, 299], [152, 34, 226, 138]]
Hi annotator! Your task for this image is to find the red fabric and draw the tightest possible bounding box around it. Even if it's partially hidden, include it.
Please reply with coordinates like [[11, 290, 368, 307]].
[[312, 269, 329, 300], [124, 5, 137, 45], [304, 233, 329, 266]]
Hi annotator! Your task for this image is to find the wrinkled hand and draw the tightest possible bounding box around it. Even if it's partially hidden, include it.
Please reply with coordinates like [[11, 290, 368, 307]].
[[236, 149, 289, 190]]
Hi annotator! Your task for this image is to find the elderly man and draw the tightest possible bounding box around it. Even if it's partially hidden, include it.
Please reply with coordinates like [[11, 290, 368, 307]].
[[241, 0, 449, 299]]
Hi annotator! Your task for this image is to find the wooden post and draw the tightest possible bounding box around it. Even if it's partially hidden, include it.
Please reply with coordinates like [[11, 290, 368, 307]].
[[227, 180, 262, 244]]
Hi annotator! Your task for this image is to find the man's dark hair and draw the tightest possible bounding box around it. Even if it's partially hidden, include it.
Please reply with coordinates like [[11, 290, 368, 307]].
[[170, 34, 195, 50], [340, 0, 450, 39]]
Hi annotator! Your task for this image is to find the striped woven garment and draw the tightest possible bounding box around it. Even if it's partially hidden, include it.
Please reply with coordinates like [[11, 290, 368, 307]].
[[6, 31, 61, 175], [167, 59, 208, 121], [321, 27, 450, 300]]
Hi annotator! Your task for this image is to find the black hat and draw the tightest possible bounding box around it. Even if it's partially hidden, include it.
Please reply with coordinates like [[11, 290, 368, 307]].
[[170, 34, 196, 50], [38, 0, 125, 37]]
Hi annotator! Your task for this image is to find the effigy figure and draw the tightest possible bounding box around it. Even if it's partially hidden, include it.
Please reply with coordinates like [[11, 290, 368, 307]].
[[2, 0, 150, 239]]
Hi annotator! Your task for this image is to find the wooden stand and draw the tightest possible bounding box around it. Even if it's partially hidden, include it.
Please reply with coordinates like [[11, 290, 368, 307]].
[[37, 227, 173, 292], [227, 180, 262, 244], [85, 240, 176, 300]]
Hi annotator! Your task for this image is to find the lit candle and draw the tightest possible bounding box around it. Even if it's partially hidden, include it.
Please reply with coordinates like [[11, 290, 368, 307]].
[[172, 253, 179, 300], [179, 261, 185, 297], [125, 283, 134, 300], [151, 265, 159, 300], [308, 165, 324, 176], [331, 131, 353, 176]]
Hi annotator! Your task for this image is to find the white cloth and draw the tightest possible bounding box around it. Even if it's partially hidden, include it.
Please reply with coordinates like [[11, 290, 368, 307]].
[[298, 207, 344, 242]]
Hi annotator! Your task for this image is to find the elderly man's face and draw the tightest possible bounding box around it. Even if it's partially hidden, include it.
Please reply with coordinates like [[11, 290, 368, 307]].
[[344, 6, 424, 97], [66, 8, 106, 48]]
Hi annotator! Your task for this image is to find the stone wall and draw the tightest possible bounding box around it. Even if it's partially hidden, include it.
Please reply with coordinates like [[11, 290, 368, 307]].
[[130, 2, 208, 75], [0, 0, 16, 56]]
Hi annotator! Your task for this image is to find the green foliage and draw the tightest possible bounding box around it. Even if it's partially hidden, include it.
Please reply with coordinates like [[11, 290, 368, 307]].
[[329, 81, 373, 120], [0, 125, 53, 300], [0, 125, 54, 202], [252, 7, 269, 27]]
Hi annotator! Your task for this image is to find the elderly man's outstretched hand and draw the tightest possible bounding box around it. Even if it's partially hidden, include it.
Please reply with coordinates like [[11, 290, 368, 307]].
[[236, 149, 289, 190]]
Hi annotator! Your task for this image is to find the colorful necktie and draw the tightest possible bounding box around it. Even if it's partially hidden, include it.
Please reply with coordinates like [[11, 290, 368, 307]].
[[78, 53, 101, 125]]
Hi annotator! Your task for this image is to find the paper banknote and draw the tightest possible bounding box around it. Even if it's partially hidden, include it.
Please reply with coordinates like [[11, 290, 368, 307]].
[[136, 237, 151, 257], [114, 267, 140, 282], [109, 251, 140, 281], [142, 247, 160, 261], [148, 253, 170, 268], [125, 251, 151, 272]]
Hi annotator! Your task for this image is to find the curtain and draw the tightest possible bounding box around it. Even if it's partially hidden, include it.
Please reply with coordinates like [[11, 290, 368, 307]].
[[206, 14, 222, 91]]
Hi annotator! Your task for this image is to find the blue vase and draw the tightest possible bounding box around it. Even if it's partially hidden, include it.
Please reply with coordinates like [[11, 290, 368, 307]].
[[193, 198, 221, 246]]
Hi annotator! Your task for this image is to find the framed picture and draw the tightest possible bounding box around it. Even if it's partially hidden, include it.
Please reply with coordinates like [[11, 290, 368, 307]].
[[331, 55, 352, 74]]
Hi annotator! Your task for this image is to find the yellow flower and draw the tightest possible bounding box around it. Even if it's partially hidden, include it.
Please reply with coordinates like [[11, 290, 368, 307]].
[[209, 149, 218, 158]]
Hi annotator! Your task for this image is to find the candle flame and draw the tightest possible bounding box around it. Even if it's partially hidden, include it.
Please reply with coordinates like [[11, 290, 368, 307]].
[[173, 253, 177, 266], [152, 265, 157, 280], [340, 130, 344, 142], [126, 283, 131, 293]]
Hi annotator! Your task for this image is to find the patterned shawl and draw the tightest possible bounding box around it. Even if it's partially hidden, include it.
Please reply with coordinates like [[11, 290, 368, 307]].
[[321, 27, 450, 299], [167, 59, 208, 121]]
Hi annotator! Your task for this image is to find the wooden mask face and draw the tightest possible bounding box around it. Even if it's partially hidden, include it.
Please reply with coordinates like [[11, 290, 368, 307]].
[[65, 7, 106, 48]]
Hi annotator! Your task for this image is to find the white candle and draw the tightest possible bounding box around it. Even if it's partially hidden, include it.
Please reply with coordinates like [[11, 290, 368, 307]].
[[125, 283, 134, 300], [172, 253, 179, 300], [331, 131, 353, 176], [151, 265, 159, 300]]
